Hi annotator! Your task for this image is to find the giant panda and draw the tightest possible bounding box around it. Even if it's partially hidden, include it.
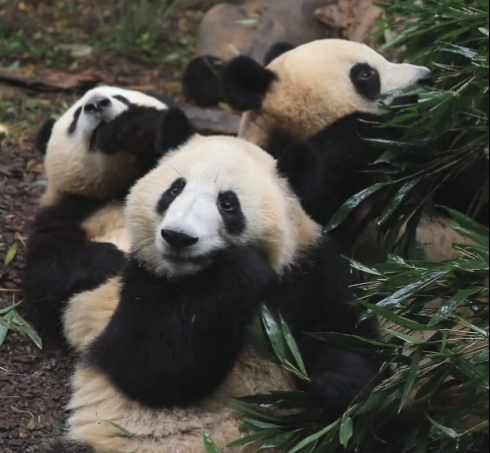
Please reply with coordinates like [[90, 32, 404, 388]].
[[23, 86, 181, 342], [45, 108, 383, 453], [221, 39, 489, 264]]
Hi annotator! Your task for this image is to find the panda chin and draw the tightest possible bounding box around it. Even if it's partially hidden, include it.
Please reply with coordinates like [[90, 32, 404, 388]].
[[163, 253, 214, 278]]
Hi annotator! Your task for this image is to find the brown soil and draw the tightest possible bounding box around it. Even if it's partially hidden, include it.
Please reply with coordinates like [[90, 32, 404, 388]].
[[0, 142, 75, 453]]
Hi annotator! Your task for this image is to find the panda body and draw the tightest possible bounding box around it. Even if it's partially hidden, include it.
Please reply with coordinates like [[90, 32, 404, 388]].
[[47, 110, 381, 453], [222, 39, 488, 264], [23, 86, 173, 341]]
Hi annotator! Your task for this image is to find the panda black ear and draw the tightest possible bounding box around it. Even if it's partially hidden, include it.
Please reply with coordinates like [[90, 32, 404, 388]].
[[263, 42, 296, 66], [35, 118, 56, 155], [157, 107, 197, 155], [221, 56, 277, 112]]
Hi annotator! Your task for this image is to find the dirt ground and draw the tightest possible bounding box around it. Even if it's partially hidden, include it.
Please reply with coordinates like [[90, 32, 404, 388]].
[[0, 1, 204, 451], [0, 142, 75, 452]]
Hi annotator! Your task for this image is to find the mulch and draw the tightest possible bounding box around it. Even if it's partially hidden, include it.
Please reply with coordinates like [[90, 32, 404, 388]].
[[0, 142, 74, 453]]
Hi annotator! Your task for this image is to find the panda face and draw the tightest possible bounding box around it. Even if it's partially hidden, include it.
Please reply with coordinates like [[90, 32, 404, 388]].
[[154, 175, 247, 276], [224, 40, 433, 146], [126, 135, 321, 279], [40, 87, 169, 204]]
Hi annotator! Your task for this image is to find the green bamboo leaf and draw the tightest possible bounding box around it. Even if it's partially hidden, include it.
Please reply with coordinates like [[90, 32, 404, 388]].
[[231, 399, 281, 422], [339, 417, 354, 447], [384, 328, 426, 345], [0, 302, 21, 316], [427, 416, 460, 439], [287, 421, 339, 453], [365, 304, 433, 331], [203, 433, 220, 453], [429, 288, 483, 326], [308, 332, 396, 349], [0, 323, 8, 348], [445, 208, 489, 246], [104, 421, 136, 438], [227, 429, 282, 448], [325, 183, 387, 232], [4, 243, 18, 266], [376, 271, 450, 309], [260, 306, 287, 362], [259, 431, 298, 451], [280, 317, 308, 378], [399, 349, 422, 412], [379, 178, 421, 226]]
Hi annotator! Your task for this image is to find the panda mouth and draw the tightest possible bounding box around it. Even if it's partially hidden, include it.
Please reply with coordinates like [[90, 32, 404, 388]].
[[163, 253, 214, 266]]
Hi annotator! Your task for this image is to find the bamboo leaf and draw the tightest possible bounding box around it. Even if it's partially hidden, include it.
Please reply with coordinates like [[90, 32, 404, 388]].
[[203, 433, 220, 453], [429, 288, 484, 326], [280, 317, 308, 378], [287, 422, 339, 453], [339, 417, 354, 447], [399, 349, 422, 412], [427, 416, 460, 439], [260, 305, 287, 361], [325, 183, 387, 232], [4, 243, 18, 266]]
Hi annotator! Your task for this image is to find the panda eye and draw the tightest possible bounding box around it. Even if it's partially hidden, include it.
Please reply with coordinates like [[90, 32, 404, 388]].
[[220, 200, 236, 212], [169, 178, 186, 198], [358, 69, 374, 81]]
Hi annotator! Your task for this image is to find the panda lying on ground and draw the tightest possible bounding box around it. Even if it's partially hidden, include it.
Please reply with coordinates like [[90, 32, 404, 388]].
[[45, 108, 381, 453], [222, 39, 489, 264], [23, 86, 180, 342]]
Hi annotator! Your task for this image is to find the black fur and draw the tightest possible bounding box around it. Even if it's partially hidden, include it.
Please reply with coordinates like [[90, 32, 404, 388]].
[[44, 440, 96, 453], [350, 63, 382, 101], [182, 55, 225, 107], [24, 104, 181, 343], [88, 247, 276, 408], [23, 195, 127, 341], [35, 118, 56, 154], [156, 107, 198, 154], [263, 42, 296, 65], [157, 177, 187, 215], [94, 105, 168, 170], [267, 236, 381, 422], [68, 106, 83, 135], [221, 55, 278, 111], [218, 191, 246, 235], [434, 158, 489, 226], [274, 112, 396, 229]]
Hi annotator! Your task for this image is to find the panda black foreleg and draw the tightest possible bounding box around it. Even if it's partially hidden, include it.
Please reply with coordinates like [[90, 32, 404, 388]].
[[23, 197, 127, 342], [300, 343, 381, 422], [88, 246, 277, 409]]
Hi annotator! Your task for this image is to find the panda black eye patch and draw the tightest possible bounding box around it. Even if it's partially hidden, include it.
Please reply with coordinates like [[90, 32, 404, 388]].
[[350, 63, 381, 101], [218, 191, 245, 235], [68, 106, 83, 135], [156, 178, 186, 214], [113, 95, 131, 106]]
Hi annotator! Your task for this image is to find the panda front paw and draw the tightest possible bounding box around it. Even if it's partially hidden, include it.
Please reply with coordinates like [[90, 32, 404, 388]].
[[210, 246, 277, 291]]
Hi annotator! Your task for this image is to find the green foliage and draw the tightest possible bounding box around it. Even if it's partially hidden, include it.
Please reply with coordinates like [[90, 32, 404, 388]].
[[227, 1, 489, 452], [0, 303, 43, 350], [328, 0, 489, 259], [90, 0, 181, 54]]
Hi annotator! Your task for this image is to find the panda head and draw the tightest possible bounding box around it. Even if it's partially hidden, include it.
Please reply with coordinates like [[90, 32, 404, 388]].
[[126, 108, 321, 279], [38, 86, 171, 204], [222, 39, 433, 147]]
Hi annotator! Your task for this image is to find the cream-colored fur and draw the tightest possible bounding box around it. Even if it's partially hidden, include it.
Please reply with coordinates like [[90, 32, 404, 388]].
[[67, 348, 292, 453], [63, 277, 121, 352]]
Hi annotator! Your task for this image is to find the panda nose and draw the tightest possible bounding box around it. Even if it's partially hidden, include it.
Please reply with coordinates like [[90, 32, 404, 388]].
[[417, 68, 434, 87], [161, 229, 199, 250], [84, 96, 112, 114]]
